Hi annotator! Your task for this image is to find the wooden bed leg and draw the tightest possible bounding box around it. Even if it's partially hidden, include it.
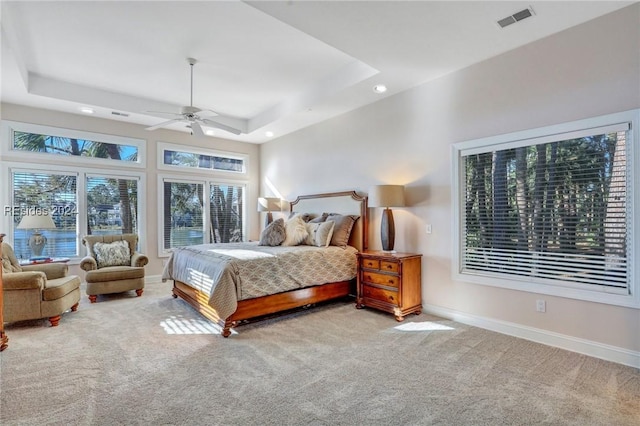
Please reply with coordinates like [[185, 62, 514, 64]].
[[222, 322, 233, 338]]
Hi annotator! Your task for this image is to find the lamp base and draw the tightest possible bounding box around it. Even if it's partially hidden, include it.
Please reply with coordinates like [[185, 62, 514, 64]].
[[381, 208, 395, 252], [264, 212, 273, 228], [28, 231, 47, 257]]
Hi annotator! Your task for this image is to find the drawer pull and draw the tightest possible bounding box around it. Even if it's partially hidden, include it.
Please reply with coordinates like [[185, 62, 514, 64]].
[[388, 279, 394, 284], [386, 265, 393, 269]]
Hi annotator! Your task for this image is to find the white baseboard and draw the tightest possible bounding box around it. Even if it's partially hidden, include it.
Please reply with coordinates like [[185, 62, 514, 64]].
[[423, 304, 640, 369]]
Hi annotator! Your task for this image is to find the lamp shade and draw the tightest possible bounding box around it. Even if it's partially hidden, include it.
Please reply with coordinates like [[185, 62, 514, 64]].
[[368, 185, 405, 208], [257, 197, 281, 212], [17, 213, 56, 230]]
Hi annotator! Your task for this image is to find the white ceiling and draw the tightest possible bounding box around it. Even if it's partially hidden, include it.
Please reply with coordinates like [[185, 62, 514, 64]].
[[0, 1, 633, 143]]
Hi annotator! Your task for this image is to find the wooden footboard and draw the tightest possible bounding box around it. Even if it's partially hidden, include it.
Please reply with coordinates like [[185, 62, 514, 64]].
[[172, 279, 354, 337]]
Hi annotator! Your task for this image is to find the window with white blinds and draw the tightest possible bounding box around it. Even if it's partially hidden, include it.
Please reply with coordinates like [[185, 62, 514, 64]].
[[452, 110, 638, 307], [160, 177, 245, 253]]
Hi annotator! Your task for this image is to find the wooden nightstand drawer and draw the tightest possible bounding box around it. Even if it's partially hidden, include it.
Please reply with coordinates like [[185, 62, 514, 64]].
[[361, 284, 398, 304], [361, 258, 380, 270], [361, 271, 399, 288], [380, 260, 399, 273]]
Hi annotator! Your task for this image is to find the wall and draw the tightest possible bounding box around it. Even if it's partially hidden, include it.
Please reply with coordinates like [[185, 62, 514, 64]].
[[0, 103, 261, 278], [260, 5, 640, 358]]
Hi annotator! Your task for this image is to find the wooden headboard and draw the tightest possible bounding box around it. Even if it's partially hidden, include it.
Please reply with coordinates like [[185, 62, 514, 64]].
[[289, 190, 368, 252]]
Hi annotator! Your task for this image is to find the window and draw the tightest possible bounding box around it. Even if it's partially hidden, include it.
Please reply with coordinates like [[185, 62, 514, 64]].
[[452, 110, 639, 308], [160, 177, 245, 254], [1, 120, 145, 168], [157, 142, 247, 174], [2, 121, 145, 260]]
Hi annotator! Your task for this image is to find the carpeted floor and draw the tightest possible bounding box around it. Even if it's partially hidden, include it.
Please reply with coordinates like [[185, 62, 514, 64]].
[[1, 280, 638, 425]]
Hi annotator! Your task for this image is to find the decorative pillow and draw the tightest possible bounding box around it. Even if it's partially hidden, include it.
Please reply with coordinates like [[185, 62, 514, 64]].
[[282, 215, 309, 246], [326, 214, 359, 247], [2, 258, 17, 274], [304, 220, 335, 247], [309, 213, 329, 223], [288, 212, 314, 222], [259, 218, 286, 246], [93, 240, 131, 268]]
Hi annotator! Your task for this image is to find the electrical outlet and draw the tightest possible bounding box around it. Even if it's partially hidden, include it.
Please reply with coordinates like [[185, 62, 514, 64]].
[[536, 299, 546, 313]]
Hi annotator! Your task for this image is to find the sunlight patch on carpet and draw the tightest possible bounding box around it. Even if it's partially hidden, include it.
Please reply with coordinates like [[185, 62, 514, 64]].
[[394, 321, 455, 332], [160, 314, 236, 335]]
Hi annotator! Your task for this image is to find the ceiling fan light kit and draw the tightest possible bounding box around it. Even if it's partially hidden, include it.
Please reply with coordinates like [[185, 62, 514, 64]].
[[145, 57, 243, 136]]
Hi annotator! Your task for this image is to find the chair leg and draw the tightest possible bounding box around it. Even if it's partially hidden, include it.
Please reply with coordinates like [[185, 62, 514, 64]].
[[136, 289, 143, 297], [49, 315, 61, 327], [88, 295, 98, 303], [71, 302, 79, 312]]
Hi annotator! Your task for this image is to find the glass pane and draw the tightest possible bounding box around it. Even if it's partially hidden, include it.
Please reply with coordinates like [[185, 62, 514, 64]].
[[163, 181, 204, 250], [163, 149, 244, 173], [12, 172, 78, 259], [463, 131, 628, 289], [209, 184, 244, 243], [87, 176, 138, 237], [13, 131, 138, 162]]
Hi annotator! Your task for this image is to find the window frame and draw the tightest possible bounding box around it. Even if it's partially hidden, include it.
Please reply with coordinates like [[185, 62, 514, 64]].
[[156, 141, 248, 175], [451, 109, 639, 308], [1, 120, 146, 169], [157, 174, 247, 257]]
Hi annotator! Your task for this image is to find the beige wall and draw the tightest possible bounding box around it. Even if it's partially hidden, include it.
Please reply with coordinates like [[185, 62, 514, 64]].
[[260, 5, 640, 352], [0, 103, 261, 277]]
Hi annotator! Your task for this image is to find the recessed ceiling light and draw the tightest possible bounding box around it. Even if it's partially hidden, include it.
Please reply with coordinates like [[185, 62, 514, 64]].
[[372, 84, 387, 94], [80, 107, 94, 114], [205, 129, 215, 136], [265, 131, 274, 138]]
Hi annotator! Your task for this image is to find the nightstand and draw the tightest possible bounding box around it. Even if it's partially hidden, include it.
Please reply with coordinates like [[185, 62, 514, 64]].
[[356, 250, 422, 321]]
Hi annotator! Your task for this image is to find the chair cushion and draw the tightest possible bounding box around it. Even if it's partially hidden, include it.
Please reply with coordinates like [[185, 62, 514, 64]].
[[93, 240, 131, 268], [85, 266, 145, 283], [42, 275, 81, 301]]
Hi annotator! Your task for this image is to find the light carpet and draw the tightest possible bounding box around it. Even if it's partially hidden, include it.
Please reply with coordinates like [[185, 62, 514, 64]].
[[1, 281, 638, 425]]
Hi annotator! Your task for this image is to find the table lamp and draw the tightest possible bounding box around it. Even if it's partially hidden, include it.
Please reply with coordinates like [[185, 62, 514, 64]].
[[257, 197, 281, 227], [368, 185, 405, 252], [17, 213, 56, 258]]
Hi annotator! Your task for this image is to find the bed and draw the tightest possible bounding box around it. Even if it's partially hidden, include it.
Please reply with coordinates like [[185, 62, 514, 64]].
[[162, 190, 368, 337]]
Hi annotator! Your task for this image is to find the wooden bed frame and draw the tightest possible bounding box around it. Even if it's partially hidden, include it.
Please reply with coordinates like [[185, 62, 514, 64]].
[[171, 190, 368, 337]]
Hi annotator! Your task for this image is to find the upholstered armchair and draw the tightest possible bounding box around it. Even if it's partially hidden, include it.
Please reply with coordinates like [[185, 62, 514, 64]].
[[1, 242, 81, 327], [80, 234, 147, 303]]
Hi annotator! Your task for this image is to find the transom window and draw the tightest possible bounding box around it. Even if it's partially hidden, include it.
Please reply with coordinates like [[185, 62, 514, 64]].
[[157, 142, 246, 174], [452, 110, 639, 308]]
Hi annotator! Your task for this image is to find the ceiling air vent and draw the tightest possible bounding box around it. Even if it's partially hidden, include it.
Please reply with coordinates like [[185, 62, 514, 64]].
[[497, 7, 535, 28], [111, 111, 129, 117]]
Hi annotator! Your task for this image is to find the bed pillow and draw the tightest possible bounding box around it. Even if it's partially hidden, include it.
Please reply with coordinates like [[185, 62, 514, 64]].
[[282, 215, 309, 246], [259, 218, 286, 246], [304, 220, 335, 247], [326, 214, 359, 247], [93, 240, 131, 268], [309, 213, 329, 223], [288, 212, 313, 222]]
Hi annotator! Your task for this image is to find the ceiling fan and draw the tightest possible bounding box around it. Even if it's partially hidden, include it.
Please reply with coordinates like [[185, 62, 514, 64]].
[[145, 58, 243, 136]]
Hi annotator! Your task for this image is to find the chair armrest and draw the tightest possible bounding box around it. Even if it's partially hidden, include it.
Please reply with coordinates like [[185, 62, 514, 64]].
[[80, 256, 98, 271], [21, 263, 68, 279], [131, 252, 148, 268], [3, 271, 46, 290]]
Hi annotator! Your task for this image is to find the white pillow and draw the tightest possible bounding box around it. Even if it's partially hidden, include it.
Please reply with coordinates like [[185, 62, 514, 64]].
[[282, 215, 309, 246], [304, 220, 335, 247]]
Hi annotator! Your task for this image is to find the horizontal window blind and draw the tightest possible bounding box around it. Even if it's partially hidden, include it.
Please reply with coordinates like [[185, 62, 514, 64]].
[[162, 180, 204, 250], [87, 176, 139, 238], [209, 184, 244, 243], [462, 128, 630, 293]]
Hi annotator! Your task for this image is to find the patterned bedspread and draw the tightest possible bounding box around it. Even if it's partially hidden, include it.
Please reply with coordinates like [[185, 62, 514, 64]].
[[161, 242, 358, 319]]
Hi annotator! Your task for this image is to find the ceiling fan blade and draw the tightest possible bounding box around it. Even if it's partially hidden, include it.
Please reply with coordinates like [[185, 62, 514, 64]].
[[190, 121, 205, 137], [201, 118, 243, 135], [196, 109, 219, 118], [146, 118, 184, 131]]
